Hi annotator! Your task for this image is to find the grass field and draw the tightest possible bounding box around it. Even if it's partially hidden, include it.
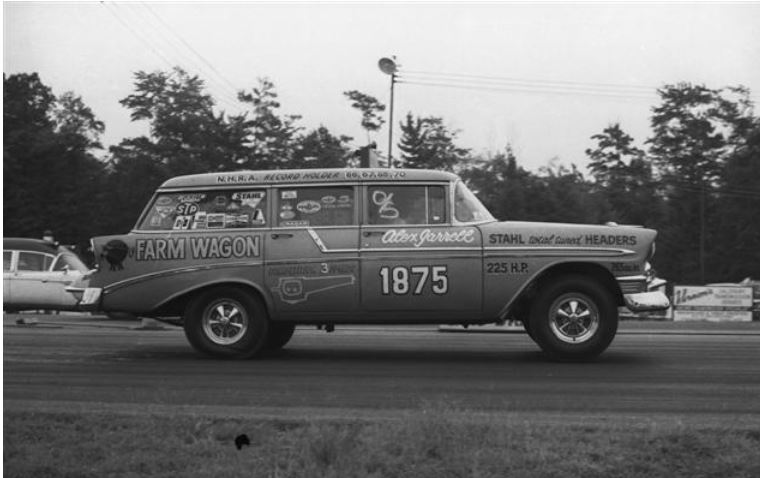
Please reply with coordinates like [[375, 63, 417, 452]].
[[4, 403, 760, 478]]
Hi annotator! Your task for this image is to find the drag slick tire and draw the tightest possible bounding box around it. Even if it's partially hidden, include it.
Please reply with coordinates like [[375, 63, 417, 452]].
[[184, 286, 269, 359], [529, 275, 618, 360], [264, 322, 296, 351]]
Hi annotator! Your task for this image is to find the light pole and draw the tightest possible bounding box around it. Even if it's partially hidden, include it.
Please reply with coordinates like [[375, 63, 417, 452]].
[[378, 57, 398, 168]]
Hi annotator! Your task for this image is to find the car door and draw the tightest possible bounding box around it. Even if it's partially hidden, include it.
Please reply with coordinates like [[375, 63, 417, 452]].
[[360, 183, 483, 321], [10, 251, 77, 309], [264, 184, 360, 320], [3, 251, 15, 305]]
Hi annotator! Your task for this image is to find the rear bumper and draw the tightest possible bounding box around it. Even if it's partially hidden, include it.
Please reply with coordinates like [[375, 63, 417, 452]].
[[65, 286, 103, 311]]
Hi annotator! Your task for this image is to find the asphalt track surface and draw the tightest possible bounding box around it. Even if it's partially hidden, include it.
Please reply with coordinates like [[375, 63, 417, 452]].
[[4, 314, 760, 425]]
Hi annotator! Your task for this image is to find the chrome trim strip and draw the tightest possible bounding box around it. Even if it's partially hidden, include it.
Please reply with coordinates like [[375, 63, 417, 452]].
[[485, 246, 635, 253], [130, 229, 269, 234], [307, 228, 327, 252], [265, 258, 359, 266], [103, 261, 262, 293], [359, 254, 480, 261], [363, 247, 483, 252], [485, 247, 635, 257]]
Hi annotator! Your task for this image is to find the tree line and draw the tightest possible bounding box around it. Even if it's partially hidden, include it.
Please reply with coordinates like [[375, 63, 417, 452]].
[[3, 69, 759, 284]]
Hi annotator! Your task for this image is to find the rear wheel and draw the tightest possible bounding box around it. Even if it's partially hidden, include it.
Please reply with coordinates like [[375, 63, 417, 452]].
[[529, 275, 618, 360], [265, 322, 296, 351], [184, 287, 268, 358]]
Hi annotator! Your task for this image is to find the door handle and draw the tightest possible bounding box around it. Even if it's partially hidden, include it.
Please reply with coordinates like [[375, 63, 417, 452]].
[[362, 231, 385, 237], [271, 233, 294, 239]]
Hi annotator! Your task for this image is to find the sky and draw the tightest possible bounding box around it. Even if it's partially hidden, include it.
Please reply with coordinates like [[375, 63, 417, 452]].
[[4, 1, 760, 172]]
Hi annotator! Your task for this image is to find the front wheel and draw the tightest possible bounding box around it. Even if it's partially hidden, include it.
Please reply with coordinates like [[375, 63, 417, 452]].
[[184, 287, 269, 359], [529, 275, 618, 360]]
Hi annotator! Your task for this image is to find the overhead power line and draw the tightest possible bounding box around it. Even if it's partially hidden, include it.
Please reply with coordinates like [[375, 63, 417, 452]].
[[397, 69, 658, 100], [398, 69, 759, 103], [397, 78, 657, 101], [125, 2, 242, 109], [402, 69, 657, 94], [140, 3, 242, 97], [103, 2, 242, 111], [102, 2, 175, 70]]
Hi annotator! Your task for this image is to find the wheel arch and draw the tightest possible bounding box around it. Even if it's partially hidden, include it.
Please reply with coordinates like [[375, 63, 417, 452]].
[[501, 261, 622, 321], [151, 280, 274, 320]]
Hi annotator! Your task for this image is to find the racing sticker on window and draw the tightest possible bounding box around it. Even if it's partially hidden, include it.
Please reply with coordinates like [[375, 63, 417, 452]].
[[280, 220, 310, 227], [232, 191, 265, 208], [207, 214, 226, 229], [177, 193, 206, 203], [297, 200, 322, 215], [372, 190, 400, 220]]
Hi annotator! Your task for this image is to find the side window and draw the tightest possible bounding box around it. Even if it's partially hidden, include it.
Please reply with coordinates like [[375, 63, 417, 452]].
[[367, 185, 447, 225], [276, 186, 355, 227], [17, 252, 53, 272], [138, 189, 269, 231], [3, 251, 12, 271]]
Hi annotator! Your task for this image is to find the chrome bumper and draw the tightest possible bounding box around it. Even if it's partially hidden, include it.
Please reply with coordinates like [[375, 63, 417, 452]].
[[65, 286, 103, 310], [619, 267, 670, 312], [624, 290, 670, 312]]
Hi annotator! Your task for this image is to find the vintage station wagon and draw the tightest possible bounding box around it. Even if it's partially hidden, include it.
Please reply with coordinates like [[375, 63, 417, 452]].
[[70, 168, 669, 359]]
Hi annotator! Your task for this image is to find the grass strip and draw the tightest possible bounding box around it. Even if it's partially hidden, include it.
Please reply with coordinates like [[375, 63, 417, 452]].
[[4, 403, 760, 478]]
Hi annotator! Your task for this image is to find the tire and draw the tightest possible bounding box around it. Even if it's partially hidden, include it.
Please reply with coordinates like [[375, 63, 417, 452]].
[[183, 286, 269, 359], [521, 319, 535, 341], [265, 322, 296, 351], [529, 275, 618, 360]]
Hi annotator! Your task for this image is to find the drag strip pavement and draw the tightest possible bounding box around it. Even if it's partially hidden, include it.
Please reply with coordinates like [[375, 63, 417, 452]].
[[4, 316, 760, 422]]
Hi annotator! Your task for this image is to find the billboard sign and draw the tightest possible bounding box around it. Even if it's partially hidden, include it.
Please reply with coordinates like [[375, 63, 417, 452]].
[[673, 285, 753, 322]]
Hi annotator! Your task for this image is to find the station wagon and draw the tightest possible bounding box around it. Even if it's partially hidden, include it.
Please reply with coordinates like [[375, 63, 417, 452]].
[[69, 168, 669, 359]]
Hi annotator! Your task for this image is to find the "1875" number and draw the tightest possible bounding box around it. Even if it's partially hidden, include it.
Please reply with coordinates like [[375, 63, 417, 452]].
[[379, 265, 449, 296]]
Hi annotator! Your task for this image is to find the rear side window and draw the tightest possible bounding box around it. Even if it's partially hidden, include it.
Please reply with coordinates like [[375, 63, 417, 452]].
[[53, 254, 89, 273], [276, 186, 355, 227], [138, 190, 268, 231], [17, 252, 53, 272], [3, 251, 12, 271], [367, 185, 447, 225]]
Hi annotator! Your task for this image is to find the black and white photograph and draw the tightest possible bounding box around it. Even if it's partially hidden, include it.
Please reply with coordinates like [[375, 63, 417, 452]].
[[4, 1, 760, 476]]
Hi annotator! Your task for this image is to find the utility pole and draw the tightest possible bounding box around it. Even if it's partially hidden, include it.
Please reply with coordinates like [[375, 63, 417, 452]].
[[700, 181, 706, 283], [378, 57, 398, 168]]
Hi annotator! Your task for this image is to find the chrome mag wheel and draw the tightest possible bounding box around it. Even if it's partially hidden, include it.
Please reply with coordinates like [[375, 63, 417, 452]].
[[548, 293, 600, 344], [201, 299, 249, 345]]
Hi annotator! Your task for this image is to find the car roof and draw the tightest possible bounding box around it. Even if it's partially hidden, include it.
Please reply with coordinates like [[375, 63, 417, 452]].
[[158, 168, 459, 190], [3, 238, 62, 255]]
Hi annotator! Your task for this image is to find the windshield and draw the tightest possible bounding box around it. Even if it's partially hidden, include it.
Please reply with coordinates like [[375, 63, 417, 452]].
[[137, 189, 268, 231], [454, 181, 494, 223]]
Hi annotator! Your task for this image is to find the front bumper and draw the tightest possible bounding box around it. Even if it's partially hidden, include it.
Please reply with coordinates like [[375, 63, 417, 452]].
[[623, 290, 670, 312], [619, 268, 670, 313]]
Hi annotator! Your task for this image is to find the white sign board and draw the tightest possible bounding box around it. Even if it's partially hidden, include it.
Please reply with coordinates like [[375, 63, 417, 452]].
[[673, 285, 753, 322], [673, 309, 752, 322]]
